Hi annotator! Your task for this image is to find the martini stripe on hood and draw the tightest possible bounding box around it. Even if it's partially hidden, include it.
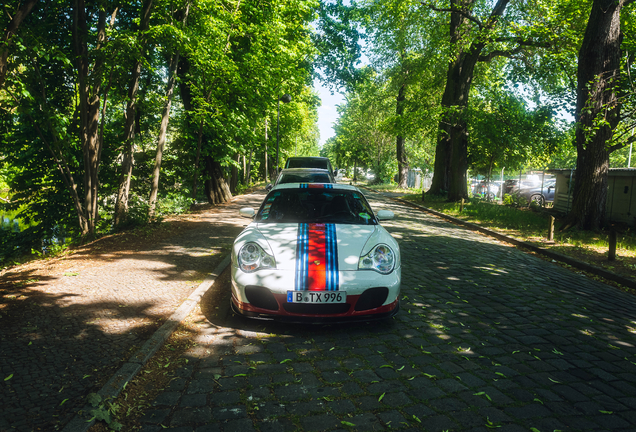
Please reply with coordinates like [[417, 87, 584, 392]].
[[294, 223, 339, 291]]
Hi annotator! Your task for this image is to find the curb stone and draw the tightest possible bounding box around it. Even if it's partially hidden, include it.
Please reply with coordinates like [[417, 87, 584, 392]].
[[61, 255, 231, 432], [362, 187, 636, 291]]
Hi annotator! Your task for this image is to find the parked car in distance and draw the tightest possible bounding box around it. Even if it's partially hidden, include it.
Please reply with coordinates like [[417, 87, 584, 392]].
[[503, 179, 520, 194], [515, 180, 556, 207], [231, 182, 401, 321], [266, 168, 335, 191], [284, 157, 335, 175], [473, 181, 499, 200]]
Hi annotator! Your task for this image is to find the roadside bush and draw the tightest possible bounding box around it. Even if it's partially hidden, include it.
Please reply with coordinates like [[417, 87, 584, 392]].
[[154, 192, 191, 217]]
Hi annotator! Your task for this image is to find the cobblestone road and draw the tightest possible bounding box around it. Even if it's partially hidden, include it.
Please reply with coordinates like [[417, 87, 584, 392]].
[[136, 190, 636, 432], [0, 192, 266, 432]]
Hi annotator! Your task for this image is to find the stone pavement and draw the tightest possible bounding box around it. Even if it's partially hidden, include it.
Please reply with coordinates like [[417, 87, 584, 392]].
[[0, 191, 266, 432], [134, 190, 636, 432]]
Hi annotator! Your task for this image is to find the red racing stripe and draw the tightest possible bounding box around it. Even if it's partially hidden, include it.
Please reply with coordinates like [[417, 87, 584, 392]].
[[306, 223, 327, 291]]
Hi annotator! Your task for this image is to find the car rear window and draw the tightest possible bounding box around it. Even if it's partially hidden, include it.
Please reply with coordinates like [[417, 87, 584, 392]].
[[256, 188, 377, 225], [285, 158, 331, 170]]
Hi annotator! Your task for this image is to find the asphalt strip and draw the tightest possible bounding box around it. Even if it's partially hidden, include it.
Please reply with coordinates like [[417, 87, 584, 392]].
[[61, 255, 232, 432]]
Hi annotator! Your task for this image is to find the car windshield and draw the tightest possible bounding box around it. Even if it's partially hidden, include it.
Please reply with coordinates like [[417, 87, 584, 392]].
[[256, 188, 377, 225], [278, 173, 332, 184]]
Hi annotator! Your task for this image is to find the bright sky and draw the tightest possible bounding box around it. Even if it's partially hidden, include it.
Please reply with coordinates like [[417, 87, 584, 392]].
[[314, 77, 344, 147]]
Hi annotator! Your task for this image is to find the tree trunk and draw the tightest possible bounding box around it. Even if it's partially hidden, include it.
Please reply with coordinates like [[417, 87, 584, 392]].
[[230, 153, 239, 194], [264, 117, 269, 183], [246, 148, 253, 185], [73, 0, 110, 236], [114, 0, 154, 226], [0, 0, 38, 89], [562, 0, 628, 231], [396, 83, 408, 188], [148, 53, 180, 217], [204, 156, 232, 205], [149, 2, 190, 217]]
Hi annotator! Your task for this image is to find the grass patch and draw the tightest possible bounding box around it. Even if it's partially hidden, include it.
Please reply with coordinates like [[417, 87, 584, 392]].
[[363, 184, 636, 289]]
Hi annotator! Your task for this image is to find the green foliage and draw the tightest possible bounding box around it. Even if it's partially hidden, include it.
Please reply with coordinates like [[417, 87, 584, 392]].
[[86, 393, 123, 431], [0, 0, 321, 263], [468, 86, 572, 176]]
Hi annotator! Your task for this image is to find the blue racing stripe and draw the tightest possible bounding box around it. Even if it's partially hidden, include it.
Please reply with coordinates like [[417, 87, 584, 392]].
[[295, 223, 308, 290], [325, 223, 339, 291]]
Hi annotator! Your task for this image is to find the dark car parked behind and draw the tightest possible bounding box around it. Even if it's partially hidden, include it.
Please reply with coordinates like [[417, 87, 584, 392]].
[[515, 180, 556, 207], [284, 157, 334, 174]]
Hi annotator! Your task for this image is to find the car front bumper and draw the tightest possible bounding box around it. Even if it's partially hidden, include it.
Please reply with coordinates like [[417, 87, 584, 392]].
[[231, 266, 401, 321]]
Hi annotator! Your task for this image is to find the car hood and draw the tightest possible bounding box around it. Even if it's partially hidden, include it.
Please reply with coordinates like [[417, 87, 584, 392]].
[[238, 223, 381, 271]]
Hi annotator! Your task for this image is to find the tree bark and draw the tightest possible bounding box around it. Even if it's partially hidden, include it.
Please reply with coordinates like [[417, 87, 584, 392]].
[[562, 0, 628, 231], [230, 153, 240, 194], [396, 83, 408, 188], [114, 0, 154, 226], [0, 0, 38, 89], [204, 157, 232, 205]]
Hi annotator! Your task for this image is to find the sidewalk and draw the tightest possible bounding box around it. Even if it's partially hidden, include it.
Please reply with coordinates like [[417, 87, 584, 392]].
[[0, 191, 265, 432]]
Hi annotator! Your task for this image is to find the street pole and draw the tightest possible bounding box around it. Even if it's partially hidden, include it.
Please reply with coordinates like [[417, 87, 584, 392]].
[[276, 94, 292, 176]]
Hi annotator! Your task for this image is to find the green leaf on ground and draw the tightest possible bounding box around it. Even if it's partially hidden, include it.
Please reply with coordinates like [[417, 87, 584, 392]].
[[474, 392, 492, 401], [4, 374, 13, 381], [378, 392, 385, 402]]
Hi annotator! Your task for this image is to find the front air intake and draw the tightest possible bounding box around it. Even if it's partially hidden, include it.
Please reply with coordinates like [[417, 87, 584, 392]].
[[354, 287, 389, 311]]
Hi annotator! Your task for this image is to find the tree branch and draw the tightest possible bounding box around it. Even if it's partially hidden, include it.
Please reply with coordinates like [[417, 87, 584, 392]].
[[0, 0, 39, 89], [478, 39, 551, 62], [423, 2, 484, 29]]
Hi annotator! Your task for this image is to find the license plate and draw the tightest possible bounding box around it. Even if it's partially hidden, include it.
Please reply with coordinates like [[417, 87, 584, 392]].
[[287, 291, 346, 304]]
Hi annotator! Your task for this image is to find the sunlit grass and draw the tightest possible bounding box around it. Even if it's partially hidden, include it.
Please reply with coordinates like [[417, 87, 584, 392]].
[[387, 189, 636, 257]]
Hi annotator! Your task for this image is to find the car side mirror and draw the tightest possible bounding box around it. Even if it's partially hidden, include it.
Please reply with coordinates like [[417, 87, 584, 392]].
[[548, 186, 554, 192], [239, 207, 255, 218], [265, 183, 273, 191], [376, 210, 395, 221]]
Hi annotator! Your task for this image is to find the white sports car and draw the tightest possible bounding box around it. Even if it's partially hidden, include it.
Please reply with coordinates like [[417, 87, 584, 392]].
[[231, 183, 401, 321]]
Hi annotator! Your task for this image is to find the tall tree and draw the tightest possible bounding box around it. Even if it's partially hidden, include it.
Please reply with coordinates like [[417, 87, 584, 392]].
[[148, 1, 191, 217], [563, 0, 635, 230], [427, 0, 557, 200], [113, 0, 154, 226]]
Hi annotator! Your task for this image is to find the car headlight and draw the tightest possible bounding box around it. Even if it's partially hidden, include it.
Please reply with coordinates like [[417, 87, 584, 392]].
[[358, 244, 395, 274], [238, 242, 276, 272]]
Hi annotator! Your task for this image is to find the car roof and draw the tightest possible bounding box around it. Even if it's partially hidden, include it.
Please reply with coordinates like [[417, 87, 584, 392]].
[[286, 156, 330, 161], [279, 168, 332, 174], [270, 182, 360, 193]]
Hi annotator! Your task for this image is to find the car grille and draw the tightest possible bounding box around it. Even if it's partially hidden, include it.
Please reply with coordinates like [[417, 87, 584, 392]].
[[283, 303, 351, 314]]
